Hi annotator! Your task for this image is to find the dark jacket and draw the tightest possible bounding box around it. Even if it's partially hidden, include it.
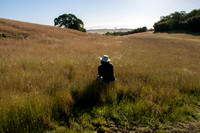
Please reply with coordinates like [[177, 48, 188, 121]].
[[98, 62, 115, 82]]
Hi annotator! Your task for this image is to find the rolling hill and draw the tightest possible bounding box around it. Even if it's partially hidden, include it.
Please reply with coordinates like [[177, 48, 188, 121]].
[[1, 18, 200, 132]]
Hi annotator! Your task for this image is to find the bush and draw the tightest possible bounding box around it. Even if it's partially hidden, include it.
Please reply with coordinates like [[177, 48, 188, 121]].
[[187, 15, 200, 32], [154, 9, 200, 32]]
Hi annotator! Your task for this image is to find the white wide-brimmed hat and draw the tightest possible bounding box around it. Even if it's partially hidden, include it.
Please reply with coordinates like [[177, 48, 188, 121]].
[[100, 55, 111, 62]]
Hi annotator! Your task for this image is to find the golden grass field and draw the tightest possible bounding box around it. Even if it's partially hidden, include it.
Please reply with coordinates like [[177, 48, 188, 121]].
[[0, 18, 200, 132]]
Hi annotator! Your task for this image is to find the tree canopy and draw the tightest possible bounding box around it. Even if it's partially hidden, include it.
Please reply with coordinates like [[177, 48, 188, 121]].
[[54, 13, 86, 32], [154, 9, 200, 32]]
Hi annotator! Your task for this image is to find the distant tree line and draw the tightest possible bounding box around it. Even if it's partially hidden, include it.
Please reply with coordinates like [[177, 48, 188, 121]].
[[105, 27, 147, 36], [154, 9, 200, 32]]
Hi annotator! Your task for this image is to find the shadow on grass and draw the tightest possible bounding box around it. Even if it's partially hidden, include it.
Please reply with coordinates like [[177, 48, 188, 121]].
[[73, 80, 108, 109]]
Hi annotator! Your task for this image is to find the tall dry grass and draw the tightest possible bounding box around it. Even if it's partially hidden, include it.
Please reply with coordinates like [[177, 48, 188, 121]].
[[0, 18, 200, 132]]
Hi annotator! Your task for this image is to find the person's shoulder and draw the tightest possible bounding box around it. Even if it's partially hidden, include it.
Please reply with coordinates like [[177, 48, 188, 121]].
[[109, 63, 114, 67], [98, 65, 103, 68]]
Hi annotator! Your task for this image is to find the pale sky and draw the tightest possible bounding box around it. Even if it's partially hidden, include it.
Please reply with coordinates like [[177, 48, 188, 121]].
[[0, 0, 199, 29]]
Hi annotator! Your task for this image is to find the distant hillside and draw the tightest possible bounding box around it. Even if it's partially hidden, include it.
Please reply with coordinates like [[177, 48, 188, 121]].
[[0, 18, 113, 47], [87, 28, 132, 34], [0, 18, 88, 39]]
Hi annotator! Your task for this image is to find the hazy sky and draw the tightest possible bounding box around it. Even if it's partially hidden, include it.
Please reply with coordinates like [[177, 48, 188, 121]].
[[0, 0, 199, 29]]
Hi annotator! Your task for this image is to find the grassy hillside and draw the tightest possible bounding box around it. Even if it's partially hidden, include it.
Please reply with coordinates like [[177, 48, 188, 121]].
[[1, 18, 200, 132]]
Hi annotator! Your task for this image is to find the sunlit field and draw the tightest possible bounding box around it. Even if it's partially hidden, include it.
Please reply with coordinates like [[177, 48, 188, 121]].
[[1, 19, 200, 132]]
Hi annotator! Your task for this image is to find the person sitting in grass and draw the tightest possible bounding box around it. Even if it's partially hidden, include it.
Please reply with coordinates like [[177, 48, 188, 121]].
[[97, 55, 116, 83]]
